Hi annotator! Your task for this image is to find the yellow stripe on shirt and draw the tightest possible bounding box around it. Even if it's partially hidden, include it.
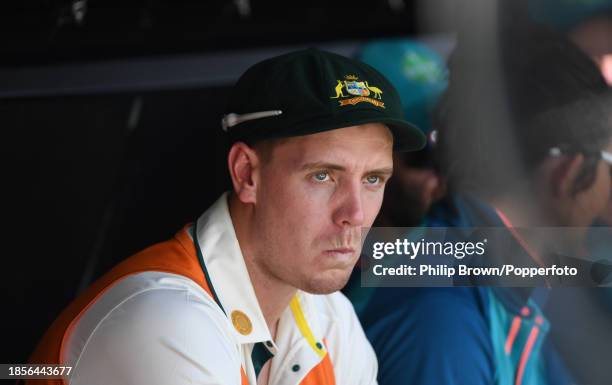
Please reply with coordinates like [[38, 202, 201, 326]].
[[290, 295, 327, 359]]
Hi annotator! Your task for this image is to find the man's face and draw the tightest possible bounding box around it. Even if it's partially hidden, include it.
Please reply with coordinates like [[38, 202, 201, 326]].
[[251, 123, 393, 294]]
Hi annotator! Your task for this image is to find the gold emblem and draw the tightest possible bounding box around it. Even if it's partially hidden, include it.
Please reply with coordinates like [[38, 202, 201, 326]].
[[330, 75, 385, 108], [231, 310, 253, 335]]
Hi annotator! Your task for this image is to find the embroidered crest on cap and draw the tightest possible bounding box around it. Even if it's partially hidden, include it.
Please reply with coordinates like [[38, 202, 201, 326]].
[[330, 74, 385, 108]]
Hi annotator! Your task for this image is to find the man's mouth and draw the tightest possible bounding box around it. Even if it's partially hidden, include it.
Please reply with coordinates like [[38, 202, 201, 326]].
[[326, 247, 355, 254]]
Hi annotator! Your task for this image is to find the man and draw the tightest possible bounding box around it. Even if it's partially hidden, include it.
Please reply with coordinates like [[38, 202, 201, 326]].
[[26, 48, 425, 385], [363, 20, 612, 385]]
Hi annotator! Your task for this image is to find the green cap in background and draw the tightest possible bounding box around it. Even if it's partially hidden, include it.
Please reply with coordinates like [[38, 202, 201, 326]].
[[358, 39, 448, 135], [222, 48, 426, 152]]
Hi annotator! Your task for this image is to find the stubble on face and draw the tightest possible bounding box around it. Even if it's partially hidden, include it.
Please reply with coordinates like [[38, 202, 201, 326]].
[[249, 123, 393, 294]]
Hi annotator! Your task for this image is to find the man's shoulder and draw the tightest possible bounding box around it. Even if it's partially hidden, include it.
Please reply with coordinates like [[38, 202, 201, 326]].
[[65, 271, 243, 384], [64, 271, 233, 364], [79, 270, 226, 327]]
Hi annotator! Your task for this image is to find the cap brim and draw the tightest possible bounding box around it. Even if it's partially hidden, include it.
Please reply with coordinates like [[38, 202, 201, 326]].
[[372, 118, 427, 152], [322, 116, 426, 152], [229, 111, 427, 152]]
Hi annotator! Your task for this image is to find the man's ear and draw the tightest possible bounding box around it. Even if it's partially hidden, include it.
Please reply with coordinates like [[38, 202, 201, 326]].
[[227, 142, 260, 204], [552, 153, 585, 198]]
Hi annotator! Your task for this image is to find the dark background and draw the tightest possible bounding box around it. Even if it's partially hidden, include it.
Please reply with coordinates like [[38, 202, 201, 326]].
[[1, 0, 439, 364]]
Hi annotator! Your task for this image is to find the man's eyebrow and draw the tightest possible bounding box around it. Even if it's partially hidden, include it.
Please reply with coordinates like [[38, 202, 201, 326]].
[[367, 167, 394, 175], [300, 162, 393, 175], [300, 162, 346, 172]]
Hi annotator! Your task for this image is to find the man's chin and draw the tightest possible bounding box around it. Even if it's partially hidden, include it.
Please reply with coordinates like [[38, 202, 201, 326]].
[[300, 270, 352, 294]]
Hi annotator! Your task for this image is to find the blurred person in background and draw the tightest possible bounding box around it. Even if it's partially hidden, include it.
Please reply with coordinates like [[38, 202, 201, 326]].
[[359, 39, 449, 228], [342, 40, 449, 314], [529, 3, 612, 383], [361, 19, 612, 385]]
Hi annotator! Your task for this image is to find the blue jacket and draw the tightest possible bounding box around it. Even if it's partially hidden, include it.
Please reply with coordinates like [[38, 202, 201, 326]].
[[356, 194, 575, 385]]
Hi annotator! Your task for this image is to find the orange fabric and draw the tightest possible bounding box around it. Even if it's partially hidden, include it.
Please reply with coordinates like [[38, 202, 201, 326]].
[[504, 316, 523, 355], [241, 367, 250, 385], [26, 225, 336, 385], [300, 353, 337, 385], [26, 226, 209, 385], [514, 326, 541, 385]]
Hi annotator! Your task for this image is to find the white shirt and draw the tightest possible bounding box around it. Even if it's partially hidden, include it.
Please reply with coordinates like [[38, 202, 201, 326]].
[[63, 193, 378, 385]]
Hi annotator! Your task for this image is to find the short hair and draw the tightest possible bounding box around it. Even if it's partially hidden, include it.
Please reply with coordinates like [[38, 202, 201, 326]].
[[251, 137, 289, 165]]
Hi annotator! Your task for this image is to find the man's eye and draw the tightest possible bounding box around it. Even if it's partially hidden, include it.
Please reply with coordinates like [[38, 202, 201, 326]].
[[365, 175, 380, 184], [313, 172, 330, 182]]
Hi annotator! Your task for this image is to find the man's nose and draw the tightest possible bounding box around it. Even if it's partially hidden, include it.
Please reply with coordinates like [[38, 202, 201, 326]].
[[332, 180, 366, 228]]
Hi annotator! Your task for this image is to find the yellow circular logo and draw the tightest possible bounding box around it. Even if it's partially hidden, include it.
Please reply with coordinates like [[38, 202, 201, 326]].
[[231, 310, 253, 335]]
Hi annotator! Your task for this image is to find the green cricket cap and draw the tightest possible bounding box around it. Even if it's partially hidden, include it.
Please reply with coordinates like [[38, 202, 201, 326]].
[[222, 48, 426, 152]]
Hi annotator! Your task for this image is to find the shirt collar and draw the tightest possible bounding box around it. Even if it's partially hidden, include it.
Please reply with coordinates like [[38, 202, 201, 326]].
[[194, 192, 328, 364], [195, 192, 272, 345]]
